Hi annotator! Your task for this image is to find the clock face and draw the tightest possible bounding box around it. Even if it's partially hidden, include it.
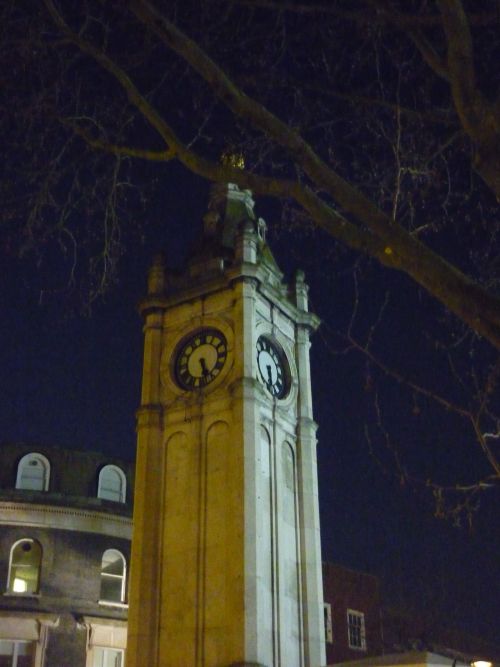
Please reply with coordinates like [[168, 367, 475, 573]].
[[256, 336, 289, 399], [174, 329, 227, 390]]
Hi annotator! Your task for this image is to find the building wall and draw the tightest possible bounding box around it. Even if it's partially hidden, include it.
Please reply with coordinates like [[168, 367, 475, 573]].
[[43, 616, 88, 667], [0, 527, 131, 612], [382, 605, 500, 664], [323, 561, 383, 665], [0, 443, 134, 503], [0, 443, 132, 667]]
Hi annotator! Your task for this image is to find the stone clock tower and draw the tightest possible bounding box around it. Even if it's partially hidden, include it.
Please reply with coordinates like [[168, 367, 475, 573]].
[[127, 184, 325, 667]]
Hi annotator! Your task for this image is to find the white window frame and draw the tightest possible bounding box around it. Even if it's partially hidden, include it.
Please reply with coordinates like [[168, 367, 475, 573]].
[[15, 453, 50, 491], [97, 465, 126, 503], [91, 646, 125, 667], [347, 609, 366, 651], [81, 617, 127, 667], [0, 613, 58, 667], [0, 639, 35, 667], [324, 602, 333, 644], [7, 538, 42, 596], [99, 549, 127, 606]]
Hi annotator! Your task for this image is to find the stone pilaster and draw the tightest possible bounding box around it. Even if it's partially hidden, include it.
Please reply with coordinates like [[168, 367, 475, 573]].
[[127, 292, 165, 667], [296, 323, 325, 667]]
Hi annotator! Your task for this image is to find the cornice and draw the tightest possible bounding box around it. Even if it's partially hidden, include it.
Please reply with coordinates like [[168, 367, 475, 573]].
[[0, 501, 132, 540]]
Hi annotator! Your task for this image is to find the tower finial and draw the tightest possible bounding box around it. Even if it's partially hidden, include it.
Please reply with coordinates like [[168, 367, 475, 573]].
[[147, 253, 165, 295], [220, 149, 245, 170]]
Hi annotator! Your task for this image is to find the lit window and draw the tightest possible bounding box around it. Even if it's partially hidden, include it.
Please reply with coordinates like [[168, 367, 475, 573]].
[[347, 609, 366, 650], [0, 639, 35, 667], [324, 602, 333, 643], [7, 539, 42, 595], [98, 465, 126, 503], [92, 647, 124, 667], [15, 453, 50, 491], [99, 550, 126, 604]]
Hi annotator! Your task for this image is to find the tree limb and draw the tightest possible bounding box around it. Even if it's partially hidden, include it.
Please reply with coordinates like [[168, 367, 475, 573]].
[[43, 0, 500, 349], [436, 0, 500, 198], [437, 0, 479, 134], [227, 0, 499, 28], [61, 121, 175, 161], [407, 29, 449, 81], [129, 0, 500, 349]]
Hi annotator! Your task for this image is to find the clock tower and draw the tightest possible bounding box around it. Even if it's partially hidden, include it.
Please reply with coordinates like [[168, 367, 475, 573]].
[[127, 183, 325, 667]]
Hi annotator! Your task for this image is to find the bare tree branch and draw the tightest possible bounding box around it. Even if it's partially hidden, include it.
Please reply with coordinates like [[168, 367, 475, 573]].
[[407, 29, 449, 81], [438, 0, 480, 134], [228, 0, 499, 28], [40, 0, 500, 349]]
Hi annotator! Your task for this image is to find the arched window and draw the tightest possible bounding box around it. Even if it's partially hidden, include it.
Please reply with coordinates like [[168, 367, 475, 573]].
[[7, 539, 42, 595], [15, 453, 50, 491], [97, 465, 126, 503], [99, 549, 126, 604]]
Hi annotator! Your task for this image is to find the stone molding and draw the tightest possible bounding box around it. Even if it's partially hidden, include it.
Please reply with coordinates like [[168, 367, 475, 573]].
[[0, 501, 132, 539], [0, 610, 59, 637]]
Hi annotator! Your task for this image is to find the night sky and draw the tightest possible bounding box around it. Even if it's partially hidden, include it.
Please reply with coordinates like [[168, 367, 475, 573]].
[[2, 0, 500, 658], [1, 169, 498, 649]]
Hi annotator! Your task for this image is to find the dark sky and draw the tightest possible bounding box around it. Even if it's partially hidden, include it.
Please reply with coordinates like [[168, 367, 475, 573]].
[[2, 2, 500, 662], [1, 169, 499, 650]]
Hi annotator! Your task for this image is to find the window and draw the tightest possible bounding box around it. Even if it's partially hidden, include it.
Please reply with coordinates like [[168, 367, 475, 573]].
[[99, 550, 126, 604], [7, 539, 42, 595], [324, 602, 333, 644], [0, 640, 34, 667], [97, 465, 126, 503], [15, 453, 50, 491], [83, 618, 127, 667], [347, 609, 366, 650], [92, 647, 124, 667]]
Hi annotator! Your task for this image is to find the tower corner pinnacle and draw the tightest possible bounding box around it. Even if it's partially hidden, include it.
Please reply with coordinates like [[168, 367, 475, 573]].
[[294, 269, 309, 312], [147, 253, 166, 296]]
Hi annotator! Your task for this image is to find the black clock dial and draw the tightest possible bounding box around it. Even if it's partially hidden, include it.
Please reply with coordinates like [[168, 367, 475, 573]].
[[256, 336, 289, 399], [175, 329, 227, 390]]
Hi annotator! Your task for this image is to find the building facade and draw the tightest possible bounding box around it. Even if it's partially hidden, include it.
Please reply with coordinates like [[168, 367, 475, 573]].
[[323, 562, 383, 665], [0, 443, 133, 667]]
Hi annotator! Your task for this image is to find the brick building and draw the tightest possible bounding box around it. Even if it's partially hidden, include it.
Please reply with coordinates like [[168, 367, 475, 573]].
[[0, 443, 133, 667], [322, 561, 383, 664]]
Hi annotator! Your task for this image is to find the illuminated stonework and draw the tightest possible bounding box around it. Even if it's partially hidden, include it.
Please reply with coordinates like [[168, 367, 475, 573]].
[[127, 183, 325, 667]]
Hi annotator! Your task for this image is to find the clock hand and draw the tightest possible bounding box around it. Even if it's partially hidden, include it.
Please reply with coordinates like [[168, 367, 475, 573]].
[[199, 357, 209, 376], [266, 365, 273, 386]]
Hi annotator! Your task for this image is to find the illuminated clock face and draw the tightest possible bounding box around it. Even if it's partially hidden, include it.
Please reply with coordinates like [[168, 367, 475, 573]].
[[174, 329, 227, 390], [256, 336, 289, 399]]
